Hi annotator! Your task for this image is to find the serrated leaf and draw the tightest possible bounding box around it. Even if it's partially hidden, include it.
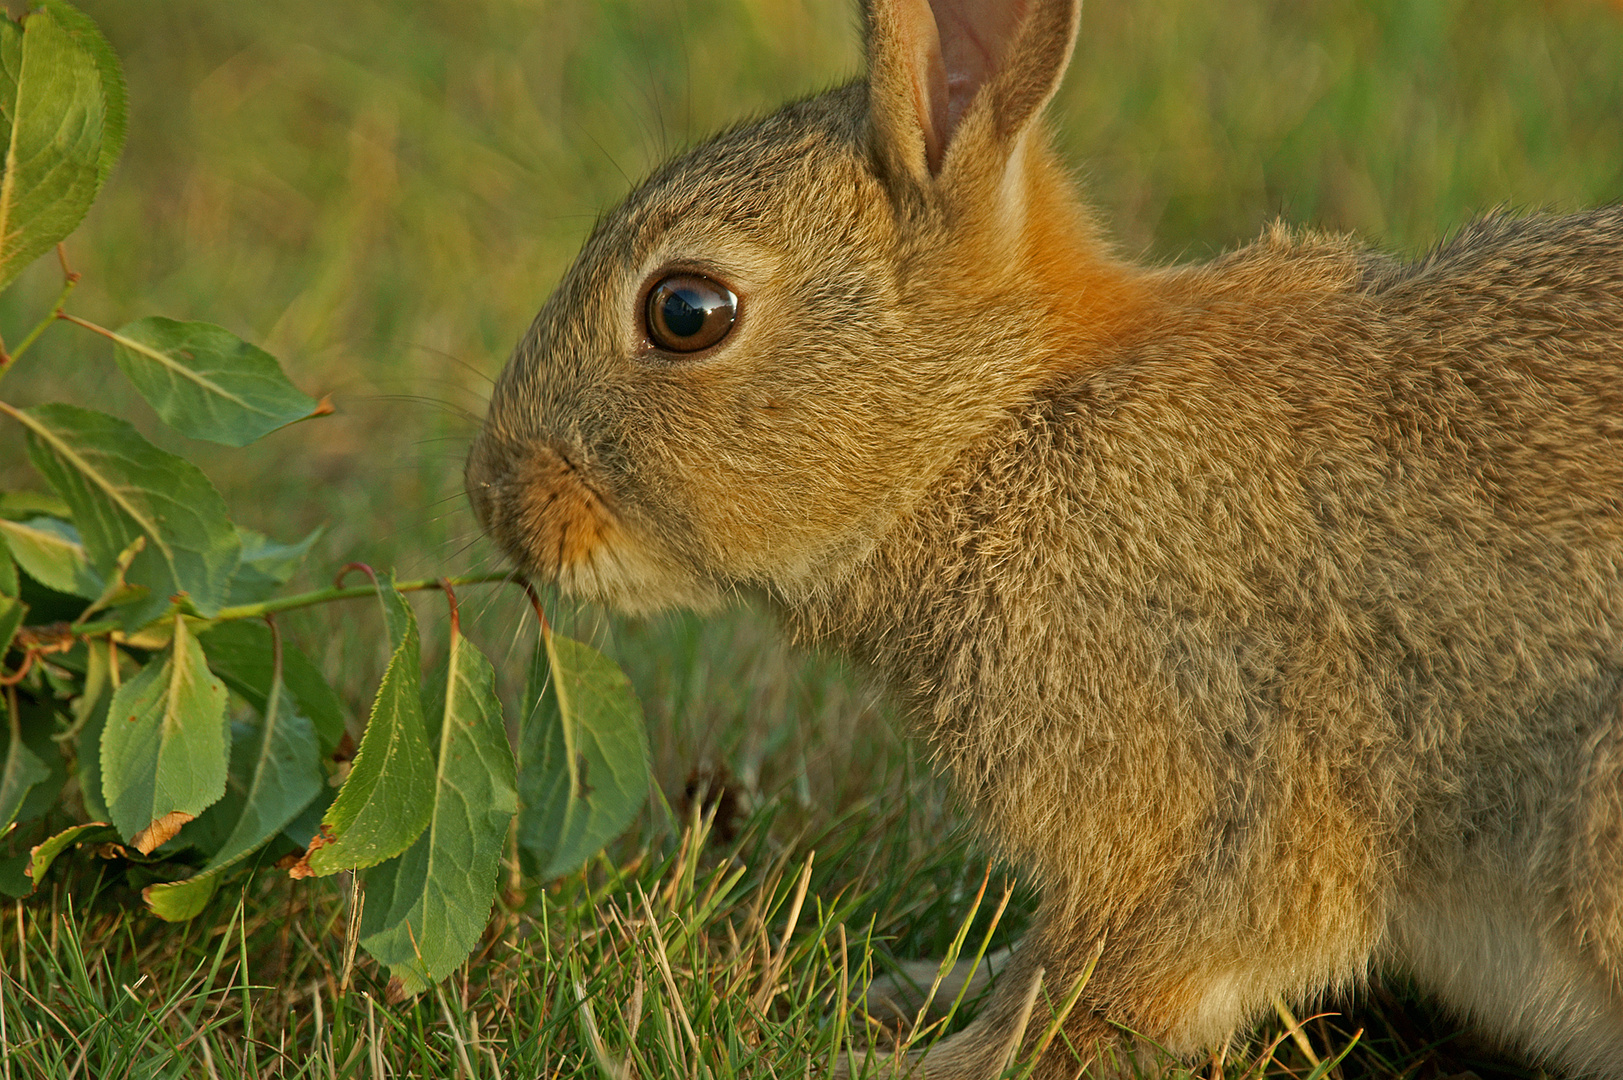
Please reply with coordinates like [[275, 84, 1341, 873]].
[[518, 629, 650, 880], [109, 318, 322, 446], [359, 616, 516, 995], [150, 633, 322, 919], [0, 516, 100, 597], [226, 525, 322, 606], [0, 2, 120, 294], [299, 579, 433, 875], [0, 690, 50, 831], [100, 615, 230, 852], [35, 0, 124, 191], [201, 620, 345, 756], [8, 402, 241, 626]]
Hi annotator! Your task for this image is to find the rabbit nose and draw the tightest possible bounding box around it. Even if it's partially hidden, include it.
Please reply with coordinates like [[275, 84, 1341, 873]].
[[477, 436, 618, 582]]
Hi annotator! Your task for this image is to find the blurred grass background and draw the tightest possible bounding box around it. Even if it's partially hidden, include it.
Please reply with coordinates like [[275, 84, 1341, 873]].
[[1, 0, 1621, 1073]]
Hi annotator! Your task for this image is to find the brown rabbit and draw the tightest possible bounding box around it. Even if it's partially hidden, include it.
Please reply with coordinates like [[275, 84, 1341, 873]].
[[466, 0, 1623, 1075]]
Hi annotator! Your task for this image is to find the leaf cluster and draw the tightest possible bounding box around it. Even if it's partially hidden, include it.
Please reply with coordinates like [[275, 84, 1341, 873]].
[[0, 0, 653, 998]]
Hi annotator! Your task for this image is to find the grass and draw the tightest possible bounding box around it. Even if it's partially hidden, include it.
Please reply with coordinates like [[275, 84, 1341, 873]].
[[2, 0, 1623, 1075]]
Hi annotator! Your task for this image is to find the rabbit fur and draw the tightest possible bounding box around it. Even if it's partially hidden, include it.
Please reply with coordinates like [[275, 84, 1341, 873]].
[[466, 0, 1623, 1075]]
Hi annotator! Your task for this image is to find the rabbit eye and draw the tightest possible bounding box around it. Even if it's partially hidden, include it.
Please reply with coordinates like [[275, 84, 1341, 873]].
[[645, 273, 737, 353]]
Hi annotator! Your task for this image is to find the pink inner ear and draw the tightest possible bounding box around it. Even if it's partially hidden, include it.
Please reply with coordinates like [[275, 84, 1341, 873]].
[[932, 0, 1029, 135]]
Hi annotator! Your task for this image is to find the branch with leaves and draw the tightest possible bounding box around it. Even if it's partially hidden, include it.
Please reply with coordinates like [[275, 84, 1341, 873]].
[[0, 0, 652, 999]]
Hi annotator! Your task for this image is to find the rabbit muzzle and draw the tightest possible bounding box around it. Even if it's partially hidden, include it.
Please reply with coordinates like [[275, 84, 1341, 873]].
[[465, 433, 619, 585]]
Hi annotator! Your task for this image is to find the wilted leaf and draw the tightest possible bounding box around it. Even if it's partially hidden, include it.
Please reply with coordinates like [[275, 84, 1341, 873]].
[[9, 403, 241, 626], [109, 318, 322, 446], [0, 690, 50, 831], [100, 615, 230, 852], [21, 821, 117, 894], [359, 613, 516, 994], [518, 629, 650, 880], [0, 516, 100, 598], [201, 620, 345, 755], [299, 579, 433, 875], [0, 1, 122, 294], [226, 525, 322, 606]]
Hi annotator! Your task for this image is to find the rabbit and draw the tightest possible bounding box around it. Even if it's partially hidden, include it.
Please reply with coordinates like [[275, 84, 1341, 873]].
[[465, 0, 1623, 1075]]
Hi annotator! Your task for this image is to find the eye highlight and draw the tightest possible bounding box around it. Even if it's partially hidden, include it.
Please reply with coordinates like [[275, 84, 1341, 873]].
[[644, 273, 737, 353]]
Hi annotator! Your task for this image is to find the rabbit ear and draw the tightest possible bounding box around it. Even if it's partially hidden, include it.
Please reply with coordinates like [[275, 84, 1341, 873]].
[[866, 0, 1080, 182]]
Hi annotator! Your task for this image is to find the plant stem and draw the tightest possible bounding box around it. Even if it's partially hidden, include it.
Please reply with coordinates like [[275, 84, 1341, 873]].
[[64, 571, 518, 639], [7, 276, 78, 365], [0, 245, 82, 388]]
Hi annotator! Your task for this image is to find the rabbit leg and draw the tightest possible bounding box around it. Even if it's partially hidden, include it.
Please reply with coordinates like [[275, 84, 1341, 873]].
[[1390, 879, 1623, 1080]]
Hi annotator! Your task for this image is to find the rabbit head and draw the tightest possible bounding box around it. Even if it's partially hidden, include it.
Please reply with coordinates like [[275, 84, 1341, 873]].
[[466, 0, 1126, 614]]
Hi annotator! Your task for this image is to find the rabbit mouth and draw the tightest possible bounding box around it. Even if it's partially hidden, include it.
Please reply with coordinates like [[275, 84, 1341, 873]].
[[472, 438, 621, 584]]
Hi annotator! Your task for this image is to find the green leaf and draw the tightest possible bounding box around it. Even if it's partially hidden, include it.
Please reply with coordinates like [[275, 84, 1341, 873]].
[[72, 639, 111, 821], [10, 403, 242, 626], [100, 615, 230, 852], [201, 620, 345, 756], [226, 525, 322, 607], [148, 628, 322, 920], [0, 690, 50, 831], [0, 1, 121, 294], [0, 591, 23, 655], [35, 0, 125, 190], [0, 516, 100, 598], [299, 579, 433, 875], [359, 615, 516, 996], [23, 821, 117, 894], [109, 318, 323, 447], [8, 691, 64, 826], [0, 490, 69, 520], [143, 872, 218, 921], [517, 629, 650, 880], [0, 530, 16, 597], [0, 855, 28, 897]]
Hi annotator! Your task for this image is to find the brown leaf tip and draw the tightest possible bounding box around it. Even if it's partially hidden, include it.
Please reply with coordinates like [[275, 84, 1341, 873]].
[[287, 823, 337, 879], [131, 811, 194, 855]]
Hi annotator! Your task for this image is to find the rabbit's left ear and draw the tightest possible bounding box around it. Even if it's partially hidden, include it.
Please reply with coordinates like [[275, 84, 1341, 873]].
[[866, 0, 1080, 183]]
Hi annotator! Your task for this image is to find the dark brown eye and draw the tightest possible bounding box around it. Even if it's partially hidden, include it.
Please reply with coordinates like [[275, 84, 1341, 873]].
[[645, 273, 737, 353]]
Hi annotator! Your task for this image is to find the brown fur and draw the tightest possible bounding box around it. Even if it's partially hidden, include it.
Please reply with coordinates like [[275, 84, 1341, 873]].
[[467, 1, 1623, 1075]]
